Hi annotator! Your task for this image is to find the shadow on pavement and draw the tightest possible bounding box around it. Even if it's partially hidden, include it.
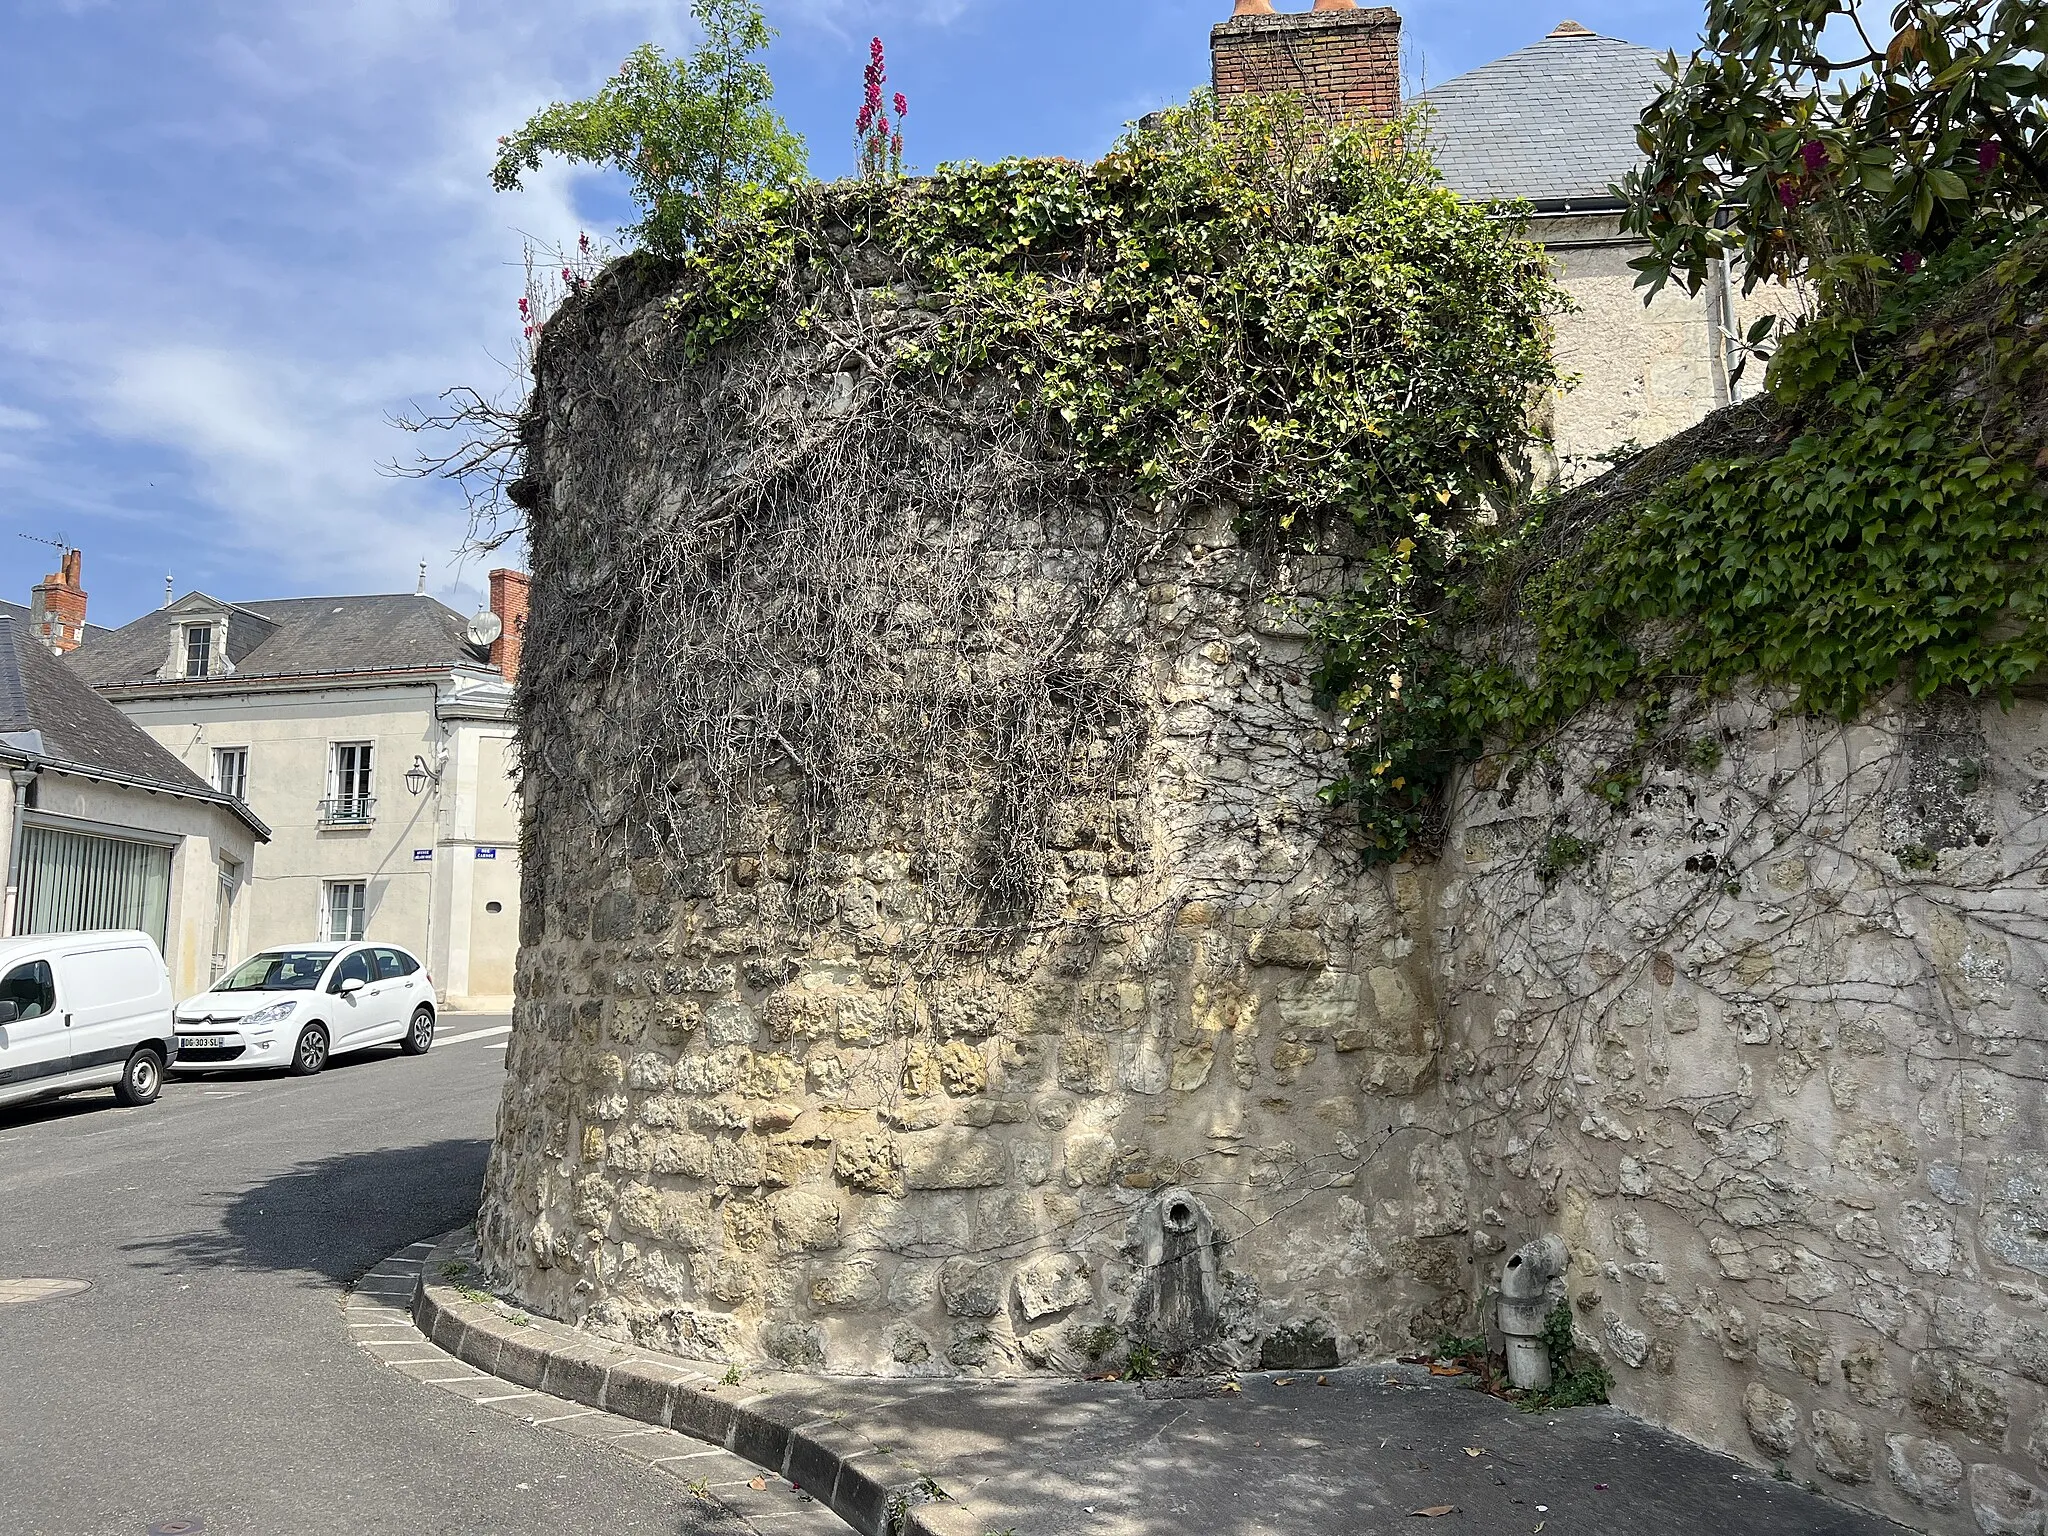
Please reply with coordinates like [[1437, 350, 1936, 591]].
[[122, 1136, 491, 1285]]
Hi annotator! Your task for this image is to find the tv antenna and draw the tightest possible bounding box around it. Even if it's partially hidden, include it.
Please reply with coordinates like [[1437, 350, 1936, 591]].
[[16, 531, 68, 555]]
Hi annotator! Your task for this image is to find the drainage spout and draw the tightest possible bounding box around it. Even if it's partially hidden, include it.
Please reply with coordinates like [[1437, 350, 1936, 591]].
[[1497, 1235, 1568, 1391]]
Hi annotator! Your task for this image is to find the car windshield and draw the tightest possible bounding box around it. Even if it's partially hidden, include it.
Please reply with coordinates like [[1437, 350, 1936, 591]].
[[213, 949, 334, 992]]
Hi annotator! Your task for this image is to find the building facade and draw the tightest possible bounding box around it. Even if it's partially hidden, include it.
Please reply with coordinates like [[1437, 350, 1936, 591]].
[[1212, 6, 1803, 479], [0, 609, 264, 999], [71, 578, 527, 1009]]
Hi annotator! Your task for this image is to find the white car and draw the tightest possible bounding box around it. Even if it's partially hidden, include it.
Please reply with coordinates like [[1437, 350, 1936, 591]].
[[174, 942, 437, 1076]]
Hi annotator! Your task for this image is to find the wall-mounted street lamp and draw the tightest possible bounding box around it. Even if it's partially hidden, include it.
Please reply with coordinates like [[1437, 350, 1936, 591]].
[[403, 755, 442, 797]]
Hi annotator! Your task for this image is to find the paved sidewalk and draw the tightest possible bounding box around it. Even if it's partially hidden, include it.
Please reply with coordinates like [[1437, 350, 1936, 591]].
[[346, 1239, 842, 1534], [401, 1233, 1909, 1536]]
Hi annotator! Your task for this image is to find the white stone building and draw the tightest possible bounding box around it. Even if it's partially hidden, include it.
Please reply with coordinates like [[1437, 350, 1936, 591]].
[[70, 577, 528, 1009], [0, 609, 265, 1000], [1415, 19, 1805, 477]]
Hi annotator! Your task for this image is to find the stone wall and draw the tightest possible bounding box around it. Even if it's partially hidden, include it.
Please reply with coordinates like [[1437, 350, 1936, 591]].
[[1435, 691, 2048, 1534], [480, 461, 1478, 1377], [479, 253, 2048, 1535]]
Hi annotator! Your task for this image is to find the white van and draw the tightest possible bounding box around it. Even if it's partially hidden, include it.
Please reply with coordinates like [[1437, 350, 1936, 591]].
[[0, 931, 176, 1112]]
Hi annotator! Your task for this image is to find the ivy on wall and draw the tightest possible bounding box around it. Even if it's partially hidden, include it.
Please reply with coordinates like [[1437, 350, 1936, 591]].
[[546, 93, 2048, 866]]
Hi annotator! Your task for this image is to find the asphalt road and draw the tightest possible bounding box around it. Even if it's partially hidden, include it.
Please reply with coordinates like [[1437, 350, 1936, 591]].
[[0, 1017, 729, 1536]]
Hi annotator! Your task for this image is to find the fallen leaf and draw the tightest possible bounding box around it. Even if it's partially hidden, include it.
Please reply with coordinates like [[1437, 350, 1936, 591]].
[[749, 1477, 767, 1491], [1316, 1375, 1329, 1386], [1220, 1380, 1243, 1392], [1411, 1506, 1458, 1518], [1274, 1377, 1293, 1385], [1463, 1447, 1485, 1458], [1595, 1483, 1610, 1491], [1427, 1364, 1468, 1376]]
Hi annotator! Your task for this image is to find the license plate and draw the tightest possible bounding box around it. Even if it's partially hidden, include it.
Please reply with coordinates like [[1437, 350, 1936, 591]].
[[180, 1036, 225, 1050]]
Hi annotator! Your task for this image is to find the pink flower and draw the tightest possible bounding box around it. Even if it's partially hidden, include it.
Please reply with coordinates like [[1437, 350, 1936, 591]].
[[1799, 139, 1826, 173], [1900, 250, 1923, 274], [1776, 178, 1800, 209], [578, 231, 591, 253], [1979, 138, 2002, 170], [894, 92, 908, 118], [518, 297, 529, 316], [562, 267, 572, 281]]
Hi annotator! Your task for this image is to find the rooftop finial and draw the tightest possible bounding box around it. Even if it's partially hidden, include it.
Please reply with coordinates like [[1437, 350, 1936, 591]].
[[417, 560, 428, 596], [1549, 19, 1596, 36]]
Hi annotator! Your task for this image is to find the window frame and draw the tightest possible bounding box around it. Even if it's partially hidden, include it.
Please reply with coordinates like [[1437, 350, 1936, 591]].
[[183, 624, 212, 679], [328, 741, 374, 802], [322, 880, 367, 943], [212, 746, 248, 801]]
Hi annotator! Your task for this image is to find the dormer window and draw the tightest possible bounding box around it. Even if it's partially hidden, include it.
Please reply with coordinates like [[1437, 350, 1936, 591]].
[[184, 624, 212, 678]]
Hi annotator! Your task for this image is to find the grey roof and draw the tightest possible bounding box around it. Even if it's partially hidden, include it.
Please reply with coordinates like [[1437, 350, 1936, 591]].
[[0, 613, 268, 838], [1417, 21, 1671, 208], [0, 598, 115, 647], [71, 592, 490, 690]]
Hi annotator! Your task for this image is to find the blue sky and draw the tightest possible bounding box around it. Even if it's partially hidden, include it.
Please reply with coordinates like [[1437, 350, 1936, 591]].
[[0, 0, 1709, 629]]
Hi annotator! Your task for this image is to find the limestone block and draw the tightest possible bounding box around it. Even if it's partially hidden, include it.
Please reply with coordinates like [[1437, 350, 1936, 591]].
[[1985, 1154, 2048, 1276], [722, 1199, 769, 1253], [1758, 1313, 1831, 1384], [940, 1258, 1003, 1318], [1170, 1040, 1215, 1091], [1835, 1125, 1920, 1186], [1841, 1340, 1898, 1407], [626, 1052, 675, 1091], [1058, 1035, 1114, 1094], [761, 1320, 825, 1368], [1910, 1351, 2012, 1442], [740, 1052, 804, 1100], [1969, 1464, 2048, 1535], [889, 1321, 933, 1364], [935, 1040, 988, 1096], [1013, 1253, 1093, 1321], [1742, 1382, 1798, 1458], [1883, 1434, 1966, 1509], [1064, 1131, 1117, 1188], [811, 1259, 884, 1311], [1190, 978, 1257, 1034], [833, 1127, 900, 1193], [1247, 929, 1327, 970], [900, 1130, 1010, 1190], [1809, 1409, 1873, 1485], [710, 1137, 765, 1187], [675, 1047, 747, 1096], [2017, 1321, 2048, 1386], [1604, 1317, 1650, 1369], [1896, 1201, 1957, 1275], [769, 1190, 842, 1252], [1120, 1035, 1170, 1095]]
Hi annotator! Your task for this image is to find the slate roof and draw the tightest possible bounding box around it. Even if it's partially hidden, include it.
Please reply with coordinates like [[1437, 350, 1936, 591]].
[[1417, 21, 1671, 208], [72, 592, 491, 691], [0, 613, 268, 837], [0, 598, 115, 647]]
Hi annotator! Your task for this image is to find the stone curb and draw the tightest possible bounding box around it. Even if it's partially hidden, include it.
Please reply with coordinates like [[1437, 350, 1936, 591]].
[[409, 1232, 970, 1536], [347, 1231, 847, 1535]]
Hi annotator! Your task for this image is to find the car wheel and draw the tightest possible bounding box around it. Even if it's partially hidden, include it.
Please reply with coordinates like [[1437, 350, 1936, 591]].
[[400, 1005, 435, 1056], [289, 1023, 330, 1076], [113, 1047, 164, 1106]]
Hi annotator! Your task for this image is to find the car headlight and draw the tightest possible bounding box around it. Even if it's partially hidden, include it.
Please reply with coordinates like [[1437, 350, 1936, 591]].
[[240, 999, 298, 1029]]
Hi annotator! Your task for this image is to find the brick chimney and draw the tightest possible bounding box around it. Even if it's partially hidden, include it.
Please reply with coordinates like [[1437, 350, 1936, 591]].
[[1211, 2, 1403, 126], [487, 568, 529, 684], [29, 549, 87, 655]]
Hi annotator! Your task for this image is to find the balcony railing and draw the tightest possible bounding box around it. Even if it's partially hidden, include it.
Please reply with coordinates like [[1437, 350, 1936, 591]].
[[318, 796, 376, 827]]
